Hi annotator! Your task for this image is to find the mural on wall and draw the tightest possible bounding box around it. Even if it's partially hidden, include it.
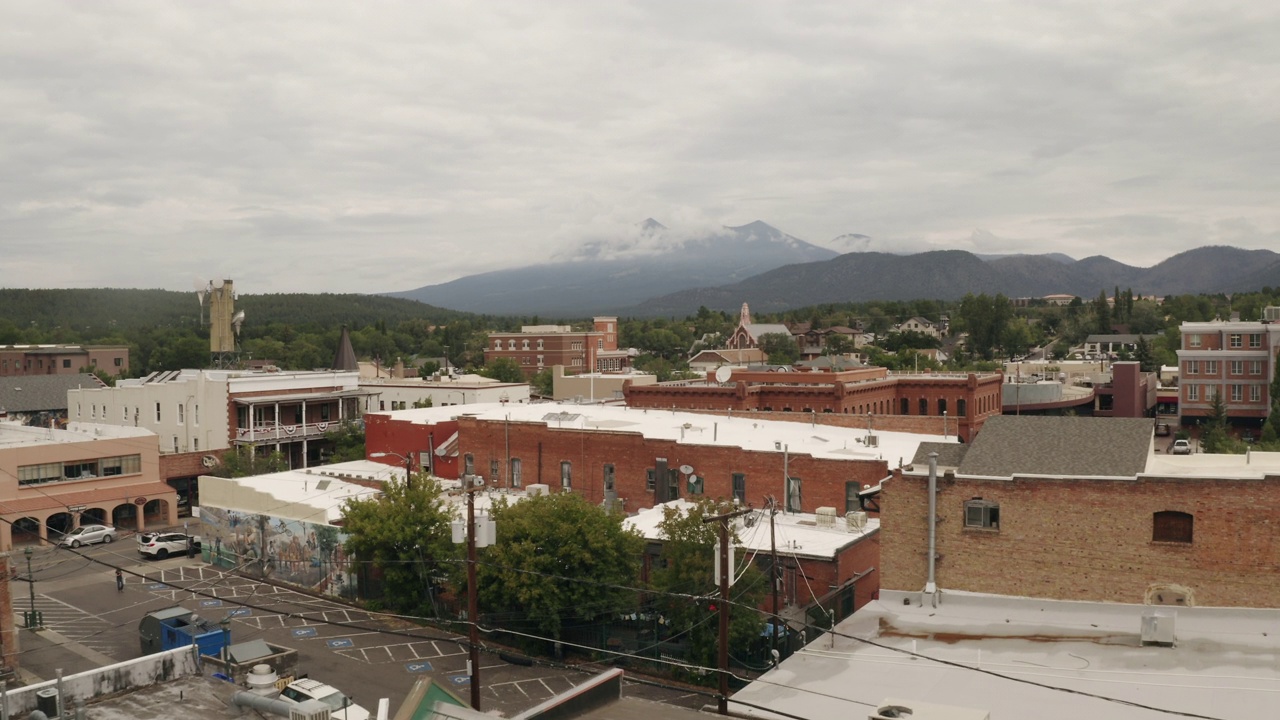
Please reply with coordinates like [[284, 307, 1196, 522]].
[[199, 506, 354, 597]]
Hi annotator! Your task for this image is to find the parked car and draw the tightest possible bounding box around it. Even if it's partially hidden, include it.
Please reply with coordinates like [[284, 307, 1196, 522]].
[[58, 524, 117, 548], [137, 532, 202, 559], [1171, 439, 1192, 455], [278, 678, 370, 720]]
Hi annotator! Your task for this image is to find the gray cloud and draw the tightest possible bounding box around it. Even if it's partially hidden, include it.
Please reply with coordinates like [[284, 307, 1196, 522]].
[[2, 1, 1278, 294]]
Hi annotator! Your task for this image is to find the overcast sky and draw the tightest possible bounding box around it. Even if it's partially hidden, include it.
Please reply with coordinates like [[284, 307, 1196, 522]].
[[3, 2, 1278, 295]]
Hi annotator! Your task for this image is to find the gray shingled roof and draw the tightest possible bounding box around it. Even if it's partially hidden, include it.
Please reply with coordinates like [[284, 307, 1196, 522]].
[[958, 415, 1154, 478], [911, 441, 969, 469], [0, 373, 103, 413]]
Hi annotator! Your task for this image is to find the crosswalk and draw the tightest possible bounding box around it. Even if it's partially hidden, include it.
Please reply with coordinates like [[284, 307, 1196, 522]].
[[22, 594, 118, 655]]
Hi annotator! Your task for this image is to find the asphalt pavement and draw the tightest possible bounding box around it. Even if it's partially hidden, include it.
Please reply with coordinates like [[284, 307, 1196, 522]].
[[11, 533, 705, 715]]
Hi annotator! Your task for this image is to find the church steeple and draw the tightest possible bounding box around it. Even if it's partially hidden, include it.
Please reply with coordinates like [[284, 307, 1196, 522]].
[[740, 302, 752, 326]]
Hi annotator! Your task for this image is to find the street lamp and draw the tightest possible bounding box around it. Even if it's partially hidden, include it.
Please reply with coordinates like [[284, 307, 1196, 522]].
[[371, 451, 415, 488], [24, 545, 36, 628]]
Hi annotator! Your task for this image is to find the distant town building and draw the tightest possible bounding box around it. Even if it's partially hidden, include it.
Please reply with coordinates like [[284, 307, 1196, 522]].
[[725, 303, 790, 350], [1176, 311, 1280, 424], [485, 317, 624, 378], [0, 344, 129, 377], [0, 373, 103, 425]]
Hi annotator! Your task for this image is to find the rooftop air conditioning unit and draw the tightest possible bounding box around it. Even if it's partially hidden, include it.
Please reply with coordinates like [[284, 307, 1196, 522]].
[[815, 507, 837, 527], [846, 511, 868, 531], [865, 435, 878, 447], [289, 703, 332, 720], [526, 483, 550, 497], [1141, 609, 1176, 647]]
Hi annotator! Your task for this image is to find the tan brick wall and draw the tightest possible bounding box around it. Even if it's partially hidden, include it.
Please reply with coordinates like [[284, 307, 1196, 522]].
[[0, 553, 15, 673], [881, 469, 1280, 607]]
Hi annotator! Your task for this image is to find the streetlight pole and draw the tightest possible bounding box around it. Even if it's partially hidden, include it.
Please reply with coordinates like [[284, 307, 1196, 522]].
[[24, 545, 36, 628], [370, 451, 415, 489]]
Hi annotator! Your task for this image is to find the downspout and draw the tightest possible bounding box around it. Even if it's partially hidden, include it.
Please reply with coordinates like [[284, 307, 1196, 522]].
[[923, 452, 939, 607]]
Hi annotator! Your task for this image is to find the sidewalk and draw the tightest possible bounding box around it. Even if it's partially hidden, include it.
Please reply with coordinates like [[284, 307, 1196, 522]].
[[12, 621, 118, 686]]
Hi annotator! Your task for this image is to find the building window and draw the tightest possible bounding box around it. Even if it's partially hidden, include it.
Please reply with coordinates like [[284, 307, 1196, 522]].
[[178, 404, 184, 423], [560, 461, 571, 489], [194, 438, 199, 451], [155, 402, 162, 422], [1205, 360, 1218, 375], [114, 357, 122, 367], [1249, 334, 1262, 348], [380, 401, 386, 411], [1231, 360, 1243, 376], [919, 398, 928, 415], [1152, 511, 1193, 543], [964, 499, 1000, 530], [510, 458, 522, 487], [1185, 360, 1198, 375], [597, 339, 603, 349], [647, 469, 656, 491], [194, 404, 199, 426], [571, 341, 582, 351], [173, 436, 179, 453], [786, 477, 802, 512], [537, 355, 544, 366], [687, 474, 704, 495], [1250, 385, 1261, 402], [1231, 385, 1243, 402], [956, 398, 967, 417], [122, 406, 128, 421], [1229, 334, 1242, 348], [938, 398, 947, 416], [62, 359, 71, 368], [667, 470, 680, 499], [537, 339, 544, 350], [464, 453, 475, 476], [1187, 384, 1199, 401], [603, 464, 615, 492], [900, 398, 909, 415], [1251, 360, 1262, 376], [320, 405, 332, 421], [494, 340, 501, 349], [1189, 334, 1201, 348], [522, 340, 529, 350], [731, 473, 746, 502]]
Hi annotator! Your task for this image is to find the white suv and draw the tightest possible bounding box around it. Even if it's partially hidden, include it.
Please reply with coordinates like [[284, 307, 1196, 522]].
[[278, 679, 370, 720], [137, 532, 201, 559]]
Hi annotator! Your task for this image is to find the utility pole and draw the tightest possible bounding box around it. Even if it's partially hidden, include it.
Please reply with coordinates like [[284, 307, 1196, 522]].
[[703, 505, 752, 715], [466, 480, 481, 710], [766, 495, 780, 661]]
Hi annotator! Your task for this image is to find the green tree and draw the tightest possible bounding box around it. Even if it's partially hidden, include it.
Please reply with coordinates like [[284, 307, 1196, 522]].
[[822, 334, 856, 356], [417, 360, 441, 379], [650, 499, 766, 673], [478, 357, 525, 383], [477, 493, 642, 647], [1200, 391, 1235, 454], [1133, 337, 1158, 373], [210, 448, 290, 478], [1093, 289, 1112, 334], [323, 420, 366, 463], [758, 333, 799, 365], [342, 475, 456, 616], [530, 368, 554, 397]]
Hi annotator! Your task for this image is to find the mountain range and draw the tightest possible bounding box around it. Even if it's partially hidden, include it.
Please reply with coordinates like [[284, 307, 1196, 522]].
[[389, 221, 1280, 316]]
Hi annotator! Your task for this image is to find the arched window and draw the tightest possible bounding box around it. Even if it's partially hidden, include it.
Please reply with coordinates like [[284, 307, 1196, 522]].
[[1153, 511, 1193, 543], [919, 398, 928, 415], [938, 398, 948, 416]]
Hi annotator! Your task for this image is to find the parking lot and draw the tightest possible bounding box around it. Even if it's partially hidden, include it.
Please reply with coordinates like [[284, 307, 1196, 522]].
[[17, 540, 704, 715]]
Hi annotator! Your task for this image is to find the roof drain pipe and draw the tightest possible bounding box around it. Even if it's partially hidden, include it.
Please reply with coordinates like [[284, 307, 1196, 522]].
[[923, 452, 939, 608]]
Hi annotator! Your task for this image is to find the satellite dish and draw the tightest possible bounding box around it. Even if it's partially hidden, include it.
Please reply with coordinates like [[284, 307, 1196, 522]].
[[679, 464, 694, 475], [714, 366, 732, 383], [214, 279, 225, 289]]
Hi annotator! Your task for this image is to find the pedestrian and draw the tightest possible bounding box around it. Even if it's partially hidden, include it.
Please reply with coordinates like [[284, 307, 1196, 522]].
[[115, 568, 124, 592]]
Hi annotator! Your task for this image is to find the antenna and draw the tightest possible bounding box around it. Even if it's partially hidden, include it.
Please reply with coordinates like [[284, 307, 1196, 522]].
[[193, 278, 210, 326], [232, 310, 246, 337]]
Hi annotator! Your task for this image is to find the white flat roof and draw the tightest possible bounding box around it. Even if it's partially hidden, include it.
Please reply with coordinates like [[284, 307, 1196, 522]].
[[624, 499, 878, 560], [214, 461, 385, 522], [0, 421, 155, 448], [1144, 450, 1280, 479], [730, 590, 1280, 720], [375, 402, 953, 466]]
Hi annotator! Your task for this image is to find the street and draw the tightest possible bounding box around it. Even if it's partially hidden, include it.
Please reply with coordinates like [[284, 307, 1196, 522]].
[[16, 539, 704, 716]]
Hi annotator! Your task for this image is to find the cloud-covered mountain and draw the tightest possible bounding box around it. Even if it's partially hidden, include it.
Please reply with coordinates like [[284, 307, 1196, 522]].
[[387, 221, 838, 315]]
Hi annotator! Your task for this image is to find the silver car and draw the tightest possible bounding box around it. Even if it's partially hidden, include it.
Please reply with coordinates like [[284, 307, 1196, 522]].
[[58, 524, 117, 548]]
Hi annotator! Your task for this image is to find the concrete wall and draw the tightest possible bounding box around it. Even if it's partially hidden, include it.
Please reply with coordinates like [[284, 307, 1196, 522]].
[[1, 646, 201, 716], [880, 468, 1280, 607]]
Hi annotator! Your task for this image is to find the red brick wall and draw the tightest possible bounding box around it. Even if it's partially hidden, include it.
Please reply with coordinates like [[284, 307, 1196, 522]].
[[365, 414, 890, 514], [159, 451, 220, 483], [881, 468, 1280, 607], [364, 413, 460, 479]]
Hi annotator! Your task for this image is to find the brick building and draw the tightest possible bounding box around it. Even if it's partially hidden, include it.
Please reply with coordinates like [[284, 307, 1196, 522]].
[[624, 367, 1003, 443], [625, 500, 881, 626], [365, 403, 953, 516], [1176, 310, 1280, 424], [0, 345, 129, 378], [881, 415, 1280, 608], [485, 317, 623, 379]]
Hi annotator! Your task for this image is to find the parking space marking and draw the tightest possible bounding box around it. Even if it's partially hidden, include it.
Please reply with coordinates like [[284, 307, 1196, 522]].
[[326, 638, 354, 649], [405, 662, 433, 673]]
